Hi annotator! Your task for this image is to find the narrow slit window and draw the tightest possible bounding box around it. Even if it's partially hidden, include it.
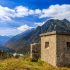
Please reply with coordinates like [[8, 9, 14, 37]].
[[67, 42, 70, 50], [45, 42, 49, 48]]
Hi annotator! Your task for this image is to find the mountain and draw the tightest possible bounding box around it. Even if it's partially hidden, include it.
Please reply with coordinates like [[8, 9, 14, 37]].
[[0, 36, 14, 52], [0, 44, 14, 52], [9, 28, 34, 41], [41, 19, 70, 33], [5, 29, 35, 54], [5, 19, 70, 54], [0, 36, 12, 45]]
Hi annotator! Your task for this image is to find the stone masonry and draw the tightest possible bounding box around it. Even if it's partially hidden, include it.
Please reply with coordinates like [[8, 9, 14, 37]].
[[31, 43, 41, 61], [40, 31, 70, 67]]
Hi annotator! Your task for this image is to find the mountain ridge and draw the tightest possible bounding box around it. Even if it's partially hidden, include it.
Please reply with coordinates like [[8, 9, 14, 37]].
[[5, 19, 70, 54]]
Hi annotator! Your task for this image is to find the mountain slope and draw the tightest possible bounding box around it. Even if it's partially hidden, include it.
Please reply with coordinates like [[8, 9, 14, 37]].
[[0, 36, 14, 52], [5, 19, 70, 54], [5, 29, 35, 54], [0, 36, 12, 45]]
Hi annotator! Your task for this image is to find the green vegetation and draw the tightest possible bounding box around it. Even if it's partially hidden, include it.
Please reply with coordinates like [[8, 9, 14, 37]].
[[0, 57, 70, 70]]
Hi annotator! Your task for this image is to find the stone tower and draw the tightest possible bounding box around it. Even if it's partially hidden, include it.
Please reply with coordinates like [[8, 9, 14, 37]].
[[40, 31, 70, 67]]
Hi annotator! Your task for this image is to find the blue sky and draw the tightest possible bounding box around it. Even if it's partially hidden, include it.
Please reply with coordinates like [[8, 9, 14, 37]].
[[0, 0, 70, 36]]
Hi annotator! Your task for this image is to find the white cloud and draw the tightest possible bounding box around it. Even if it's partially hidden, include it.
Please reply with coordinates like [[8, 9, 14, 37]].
[[0, 5, 30, 21], [15, 6, 42, 17], [29, 10, 34, 15], [0, 5, 15, 22], [0, 5, 42, 21], [35, 9, 42, 14], [15, 6, 29, 17], [0, 4, 70, 22], [40, 4, 70, 21], [0, 28, 21, 36], [34, 22, 45, 26], [17, 24, 33, 32], [0, 24, 33, 36]]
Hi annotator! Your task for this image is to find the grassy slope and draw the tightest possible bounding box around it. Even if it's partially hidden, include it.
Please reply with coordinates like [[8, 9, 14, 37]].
[[0, 57, 70, 70]]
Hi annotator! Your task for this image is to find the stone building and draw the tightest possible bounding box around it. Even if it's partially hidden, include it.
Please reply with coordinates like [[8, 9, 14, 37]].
[[31, 43, 41, 61], [40, 31, 70, 67], [31, 31, 70, 67], [30, 19, 70, 67]]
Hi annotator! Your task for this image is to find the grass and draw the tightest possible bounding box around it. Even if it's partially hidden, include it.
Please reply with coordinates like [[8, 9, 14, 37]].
[[0, 57, 70, 70]]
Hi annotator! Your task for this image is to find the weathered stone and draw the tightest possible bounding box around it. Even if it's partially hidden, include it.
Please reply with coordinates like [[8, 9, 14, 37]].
[[30, 43, 41, 61], [40, 31, 70, 67], [30, 31, 70, 67]]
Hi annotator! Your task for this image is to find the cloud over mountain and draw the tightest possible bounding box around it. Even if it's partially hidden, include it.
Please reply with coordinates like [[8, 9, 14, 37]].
[[0, 24, 33, 36], [0, 4, 70, 36], [17, 24, 34, 32], [40, 4, 70, 21], [0, 5, 42, 22]]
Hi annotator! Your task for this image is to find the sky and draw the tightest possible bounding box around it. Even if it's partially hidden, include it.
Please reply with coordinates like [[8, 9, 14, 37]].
[[0, 0, 70, 36]]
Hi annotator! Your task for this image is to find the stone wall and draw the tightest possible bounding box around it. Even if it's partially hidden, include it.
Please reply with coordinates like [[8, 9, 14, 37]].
[[56, 35, 70, 67], [40, 32, 70, 67], [31, 31, 70, 67], [31, 43, 41, 61], [41, 35, 57, 66]]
